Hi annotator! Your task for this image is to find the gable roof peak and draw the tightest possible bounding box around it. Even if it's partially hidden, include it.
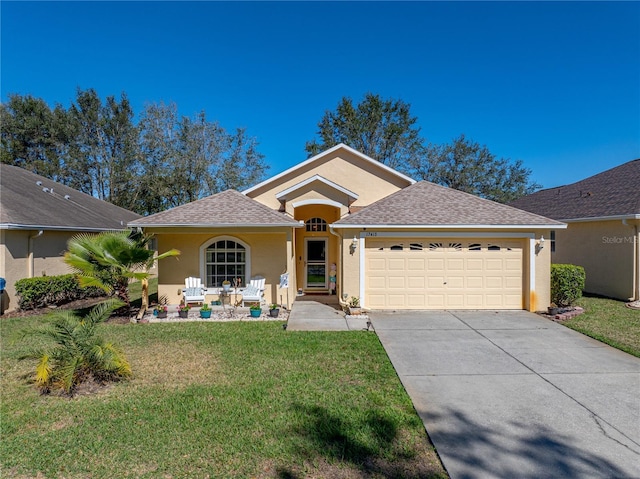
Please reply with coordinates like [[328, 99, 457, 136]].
[[243, 143, 415, 196]]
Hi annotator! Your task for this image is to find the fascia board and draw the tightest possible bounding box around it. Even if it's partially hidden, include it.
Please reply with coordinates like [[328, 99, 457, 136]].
[[560, 214, 640, 223], [275, 174, 359, 201], [330, 224, 568, 230], [0, 223, 128, 232], [243, 143, 416, 195], [127, 222, 305, 228]]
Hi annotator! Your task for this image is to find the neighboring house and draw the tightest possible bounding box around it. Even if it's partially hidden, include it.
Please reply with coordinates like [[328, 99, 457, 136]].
[[510, 159, 640, 302], [0, 164, 141, 313], [130, 144, 564, 311]]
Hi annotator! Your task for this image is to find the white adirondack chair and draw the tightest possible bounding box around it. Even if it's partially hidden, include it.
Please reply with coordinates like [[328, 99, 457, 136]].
[[241, 275, 266, 306], [183, 277, 206, 305]]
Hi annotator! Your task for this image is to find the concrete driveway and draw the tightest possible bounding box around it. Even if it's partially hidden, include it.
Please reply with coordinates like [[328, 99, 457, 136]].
[[371, 310, 640, 479]]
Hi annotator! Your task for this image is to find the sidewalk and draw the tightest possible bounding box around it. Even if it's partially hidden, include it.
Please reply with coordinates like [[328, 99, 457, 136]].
[[286, 295, 370, 331]]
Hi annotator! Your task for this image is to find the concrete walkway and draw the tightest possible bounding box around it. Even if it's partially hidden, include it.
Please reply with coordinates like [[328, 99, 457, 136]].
[[372, 310, 640, 479], [286, 295, 370, 331]]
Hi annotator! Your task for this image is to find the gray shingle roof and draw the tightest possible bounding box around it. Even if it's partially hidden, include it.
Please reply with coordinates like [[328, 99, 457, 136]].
[[129, 189, 301, 227], [509, 159, 640, 220], [334, 181, 562, 227], [0, 164, 140, 230]]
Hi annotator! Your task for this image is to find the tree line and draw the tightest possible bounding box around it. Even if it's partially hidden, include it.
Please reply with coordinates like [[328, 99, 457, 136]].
[[1, 90, 540, 214], [0, 89, 268, 215]]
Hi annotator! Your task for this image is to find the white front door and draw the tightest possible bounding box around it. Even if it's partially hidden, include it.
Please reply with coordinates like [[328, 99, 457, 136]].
[[305, 238, 327, 289]]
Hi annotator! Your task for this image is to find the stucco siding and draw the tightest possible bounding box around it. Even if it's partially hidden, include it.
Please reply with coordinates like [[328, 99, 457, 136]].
[[155, 230, 293, 306], [1, 230, 75, 313], [553, 220, 635, 300], [248, 150, 408, 210]]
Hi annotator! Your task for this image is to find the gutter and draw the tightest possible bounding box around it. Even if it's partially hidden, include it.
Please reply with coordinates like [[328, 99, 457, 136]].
[[330, 223, 568, 230], [1, 223, 130, 232], [28, 230, 44, 278], [128, 222, 305, 228]]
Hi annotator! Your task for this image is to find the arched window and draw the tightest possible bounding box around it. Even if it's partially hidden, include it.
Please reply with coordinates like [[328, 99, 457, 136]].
[[306, 217, 327, 232], [201, 237, 250, 287]]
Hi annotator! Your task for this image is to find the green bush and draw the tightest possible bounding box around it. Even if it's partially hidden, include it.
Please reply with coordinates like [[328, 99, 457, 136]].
[[550, 264, 586, 307], [14, 274, 104, 310]]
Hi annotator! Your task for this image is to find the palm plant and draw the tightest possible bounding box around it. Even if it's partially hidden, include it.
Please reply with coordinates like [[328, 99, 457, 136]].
[[21, 299, 132, 396], [64, 230, 179, 311]]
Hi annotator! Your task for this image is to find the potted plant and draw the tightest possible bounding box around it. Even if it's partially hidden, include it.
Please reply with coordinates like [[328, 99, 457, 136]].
[[269, 303, 280, 318], [347, 296, 362, 315], [222, 280, 231, 292], [178, 302, 190, 318], [154, 305, 168, 319], [249, 304, 262, 318], [200, 303, 212, 319]]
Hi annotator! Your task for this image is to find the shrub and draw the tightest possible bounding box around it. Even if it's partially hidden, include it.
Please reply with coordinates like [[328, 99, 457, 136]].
[[15, 274, 104, 310], [20, 299, 131, 395], [550, 264, 586, 307]]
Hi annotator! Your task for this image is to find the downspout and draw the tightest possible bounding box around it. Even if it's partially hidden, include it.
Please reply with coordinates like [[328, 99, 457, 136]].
[[329, 225, 347, 309], [635, 223, 640, 301], [623, 219, 640, 302], [28, 230, 44, 278]]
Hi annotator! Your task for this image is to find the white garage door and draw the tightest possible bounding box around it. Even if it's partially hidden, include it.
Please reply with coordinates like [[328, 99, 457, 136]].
[[365, 238, 524, 309]]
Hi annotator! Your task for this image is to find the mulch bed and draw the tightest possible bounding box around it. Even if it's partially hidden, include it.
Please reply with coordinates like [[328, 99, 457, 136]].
[[2, 296, 138, 323]]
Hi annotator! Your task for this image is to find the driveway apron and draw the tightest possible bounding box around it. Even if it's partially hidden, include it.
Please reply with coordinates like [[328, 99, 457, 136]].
[[372, 310, 640, 479]]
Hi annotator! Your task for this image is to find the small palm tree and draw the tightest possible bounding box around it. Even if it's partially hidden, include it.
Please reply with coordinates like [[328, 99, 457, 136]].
[[21, 299, 131, 396], [64, 230, 179, 311]]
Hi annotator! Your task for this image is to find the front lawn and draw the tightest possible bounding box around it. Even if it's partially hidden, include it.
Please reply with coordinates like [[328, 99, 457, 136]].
[[0, 317, 446, 478], [564, 296, 640, 357]]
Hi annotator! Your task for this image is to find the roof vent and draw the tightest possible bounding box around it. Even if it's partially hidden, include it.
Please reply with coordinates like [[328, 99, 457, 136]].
[[50, 188, 54, 194], [36, 181, 42, 186], [42, 187, 49, 193], [64, 194, 71, 200]]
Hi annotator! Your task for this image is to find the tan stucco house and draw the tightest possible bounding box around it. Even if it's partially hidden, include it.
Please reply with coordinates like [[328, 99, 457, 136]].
[[511, 159, 640, 302], [130, 144, 564, 311], [0, 164, 141, 313]]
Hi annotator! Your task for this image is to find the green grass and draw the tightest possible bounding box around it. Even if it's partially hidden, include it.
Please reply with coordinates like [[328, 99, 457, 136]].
[[0, 317, 446, 478], [564, 296, 640, 357]]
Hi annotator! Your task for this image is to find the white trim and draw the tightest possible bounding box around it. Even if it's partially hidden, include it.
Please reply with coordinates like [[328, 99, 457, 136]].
[[560, 214, 640, 223], [199, 235, 252, 288], [332, 224, 566, 230], [529, 237, 536, 311], [304, 237, 328, 289], [359, 231, 535, 239], [275, 174, 359, 202], [359, 236, 366, 307], [243, 143, 416, 195], [0, 223, 129, 232], [128, 222, 303, 228], [292, 198, 343, 209]]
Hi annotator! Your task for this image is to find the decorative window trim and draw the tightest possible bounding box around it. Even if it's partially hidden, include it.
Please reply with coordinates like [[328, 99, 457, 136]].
[[306, 217, 327, 232], [199, 236, 251, 288]]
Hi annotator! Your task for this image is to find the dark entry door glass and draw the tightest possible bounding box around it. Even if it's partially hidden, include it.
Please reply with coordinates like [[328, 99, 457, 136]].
[[306, 239, 326, 288]]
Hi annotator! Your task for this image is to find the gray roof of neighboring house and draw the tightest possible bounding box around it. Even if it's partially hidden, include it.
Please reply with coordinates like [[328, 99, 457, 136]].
[[334, 180, 563, 227], [509, 159, 640, 220], [129, 189, 302, 227], [0, 164, 141, 231]]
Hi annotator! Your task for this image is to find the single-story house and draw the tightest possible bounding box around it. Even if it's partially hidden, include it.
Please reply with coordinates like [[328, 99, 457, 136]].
[[129, 144, 565, 311], [0, 164, 141, 313], [510, 159, 640, 302]]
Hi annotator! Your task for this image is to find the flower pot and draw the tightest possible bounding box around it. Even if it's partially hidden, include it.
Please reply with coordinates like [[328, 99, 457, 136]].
[[548, 307, 560, 315], [269, 308, 279, 318], [200, 310, 212, 319], [178, 311, 189, 318], [348, 307, 362, 316], [157, 311, 167, 319], [250, 309, 261, 318]]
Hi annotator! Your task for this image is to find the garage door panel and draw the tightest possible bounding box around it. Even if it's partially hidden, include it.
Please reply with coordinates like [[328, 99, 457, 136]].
[[366, 238, 523, 310], [408, 259, 425, 270], [407, 276, 425, 288]]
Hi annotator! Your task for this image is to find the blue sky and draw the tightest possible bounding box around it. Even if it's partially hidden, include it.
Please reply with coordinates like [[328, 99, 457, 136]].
[[2, 1, 639, 189]]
